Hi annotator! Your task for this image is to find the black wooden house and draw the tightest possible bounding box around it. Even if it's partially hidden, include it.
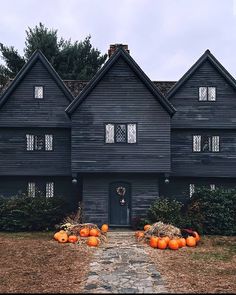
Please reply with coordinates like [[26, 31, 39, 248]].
[[0, 44, 235, 226]]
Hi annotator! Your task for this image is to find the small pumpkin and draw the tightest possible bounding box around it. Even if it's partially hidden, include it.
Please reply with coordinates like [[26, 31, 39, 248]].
[[144, 224, 151, 231], [162, 236, 170, 244], [149, 236, 159, 248], [135, 231, 144, 239], [57, 233, 68, 243], [193, 231, 200, 242], [178, 238, 186, 248], [80, 227, 90, 237], [89, 228, 100, 237], [186, 236, 196, 247], [87, 236, 99, 247], [68, 235, 78, 243], [168, 239, 179, 250], [101, 224, 109, 232], [54, 231, 61, 240], [157, 239, 168, 250]]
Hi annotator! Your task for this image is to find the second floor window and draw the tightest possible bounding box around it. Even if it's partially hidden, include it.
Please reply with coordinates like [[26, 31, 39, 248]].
[[105, 123, 137, 144], [34, 86, 44, 99], [199, 87, 216, 101], [26, 134, 53, 151], [193, 135, 220, 152]]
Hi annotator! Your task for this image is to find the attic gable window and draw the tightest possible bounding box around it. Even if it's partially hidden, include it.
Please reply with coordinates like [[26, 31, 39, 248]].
[[34, 86, 44, 99], [105, 123, 137, 144], [199, 87, 216, 101]]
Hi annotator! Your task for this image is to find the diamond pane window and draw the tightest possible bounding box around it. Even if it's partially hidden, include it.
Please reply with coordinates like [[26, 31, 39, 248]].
[[202, 135, 212, 152], [45, 134, 53, 151], [127, 124, 136, 143], [210, 184, 216, 191], [208, 87, 216, 101], [193, 135, 201, 152], [34, 86, 44, 99], [46, 182, 54, 198], [212, 136, 220, 152], [199, 87, 207, 101], [28, 182, 36, 198], [26, 134, 34, 151], [116, 124, 126, 143], [105, 124, 114, 143], [35, 135, 44, 150], [189, 184, 195, 198]]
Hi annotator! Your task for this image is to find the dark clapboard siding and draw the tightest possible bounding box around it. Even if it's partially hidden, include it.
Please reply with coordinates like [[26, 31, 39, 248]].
[[170, 59, 236, 129], [82, 174, 159, 225], [171, 129, 236, 177], [71, 57, 171, 173], [0, 128, 71, 175], [0, 59, 71, 127], [159, 177, 236, 204]]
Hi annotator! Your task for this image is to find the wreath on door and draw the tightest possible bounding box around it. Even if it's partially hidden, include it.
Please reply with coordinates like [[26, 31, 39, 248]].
[[116, 186, 126, 206]]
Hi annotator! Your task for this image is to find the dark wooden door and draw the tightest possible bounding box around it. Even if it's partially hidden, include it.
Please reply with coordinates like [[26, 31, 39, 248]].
[[109, 181, 131, 226]]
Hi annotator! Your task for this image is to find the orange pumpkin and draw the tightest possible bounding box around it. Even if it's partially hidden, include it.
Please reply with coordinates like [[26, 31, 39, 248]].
[[162, 236, 170, 245], [149, 236, 159, 248], [57, 233, 68, 243], [144, 224, 151, 231], [186, 236, 196, 247], [79, 227, 90, 237], [68, 235, 78, 243], [157, 239, 168, 250], [87, 236, 99, 247], [193, 231, 200, 242], [178, 238, 186, 248], [54, 231, 61, 240], [101, 224, 109, 232], [89, 228, 100, 237], [135, 231, 144, 239], [168, 239, 179, 250]]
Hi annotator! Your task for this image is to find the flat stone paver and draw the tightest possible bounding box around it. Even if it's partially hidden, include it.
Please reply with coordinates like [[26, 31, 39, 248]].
[[81, 231, 167, 293]]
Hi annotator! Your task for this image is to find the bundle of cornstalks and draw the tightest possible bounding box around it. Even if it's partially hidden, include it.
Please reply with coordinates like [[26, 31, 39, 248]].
[[142, 221, 181, 241]]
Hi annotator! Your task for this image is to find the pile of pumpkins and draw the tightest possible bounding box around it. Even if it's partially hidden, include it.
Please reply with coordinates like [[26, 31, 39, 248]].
[[135, 224, 200, 250], [54, 224, 109, 247]]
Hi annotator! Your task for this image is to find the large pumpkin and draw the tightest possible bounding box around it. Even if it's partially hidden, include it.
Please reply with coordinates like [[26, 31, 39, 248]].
[[168, 239, 179, 250], [149, 236, 159, 248], [80, 228, 90, 237], [186, 236, 196, 247], [87, 236, 99, 247], [157, 239, 168, 250], [178, 238, 186, 248], [57, 233, 68, 243], [89, 228, 100, 237], [101, 224, 109, 232]]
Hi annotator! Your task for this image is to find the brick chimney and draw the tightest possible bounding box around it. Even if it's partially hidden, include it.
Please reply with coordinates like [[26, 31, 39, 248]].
[[108, 44, 130, 57]]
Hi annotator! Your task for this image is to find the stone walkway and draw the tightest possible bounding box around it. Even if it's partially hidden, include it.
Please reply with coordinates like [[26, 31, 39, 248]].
[[81, 231, 168, 294]]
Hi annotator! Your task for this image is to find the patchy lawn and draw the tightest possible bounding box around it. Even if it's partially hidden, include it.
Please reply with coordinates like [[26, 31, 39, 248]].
[[147, 235, 236, 293], [0, 231, 93, 293]]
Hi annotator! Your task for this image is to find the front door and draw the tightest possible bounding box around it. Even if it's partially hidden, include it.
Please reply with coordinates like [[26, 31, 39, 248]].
[[109, 181, 131, 226]]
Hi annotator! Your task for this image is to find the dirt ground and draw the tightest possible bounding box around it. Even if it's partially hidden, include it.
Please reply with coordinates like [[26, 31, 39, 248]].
[[147, 235, 236, 294], [0, 232, 93, 293]]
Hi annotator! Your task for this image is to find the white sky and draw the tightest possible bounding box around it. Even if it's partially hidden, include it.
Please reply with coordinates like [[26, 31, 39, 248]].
[[0, 0, 236, 81]]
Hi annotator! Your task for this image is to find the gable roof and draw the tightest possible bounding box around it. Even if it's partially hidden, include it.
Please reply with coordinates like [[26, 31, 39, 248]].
[[0, 50, 74, 108], [166, 49, 236, 99], [65, 47, 176, 116]]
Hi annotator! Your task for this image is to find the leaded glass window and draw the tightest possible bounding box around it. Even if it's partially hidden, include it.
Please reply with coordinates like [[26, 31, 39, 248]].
[[199, 86, 216, 101], [116, 124, 126, 143], [212, 136, 220, 152], [34, 86, 44, 99], [46, 182, 54, 198], [127, 124, 136, 143], [193, 135, 201, 152], [105, 124, 114, 143], [34, 135, 44, 150], [28, 182, 36, 198], [26, 134, 34, 151], [202, 135, 211, 152], [210, 184, 216, 191], [45, 134, 53, 151], [199, 87, 207, 101], [189, 184, 195, 198]]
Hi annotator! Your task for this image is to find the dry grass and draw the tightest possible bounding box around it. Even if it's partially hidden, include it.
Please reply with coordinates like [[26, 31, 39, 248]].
[[0, 231, 93, 293], [146, 235, 236, 293]]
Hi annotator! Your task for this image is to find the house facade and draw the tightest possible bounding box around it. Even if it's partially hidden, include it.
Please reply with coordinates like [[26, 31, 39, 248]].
[[0, 44, 235, 226]]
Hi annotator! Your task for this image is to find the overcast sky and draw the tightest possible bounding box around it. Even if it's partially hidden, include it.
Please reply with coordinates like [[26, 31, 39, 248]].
[[0, 0, 236, 81]]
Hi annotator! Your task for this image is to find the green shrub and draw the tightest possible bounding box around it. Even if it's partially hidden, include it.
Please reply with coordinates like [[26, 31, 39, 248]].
[[146, 197, 186, 228], [187, 187, 236, 235], [0, 192, 70, 231]]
